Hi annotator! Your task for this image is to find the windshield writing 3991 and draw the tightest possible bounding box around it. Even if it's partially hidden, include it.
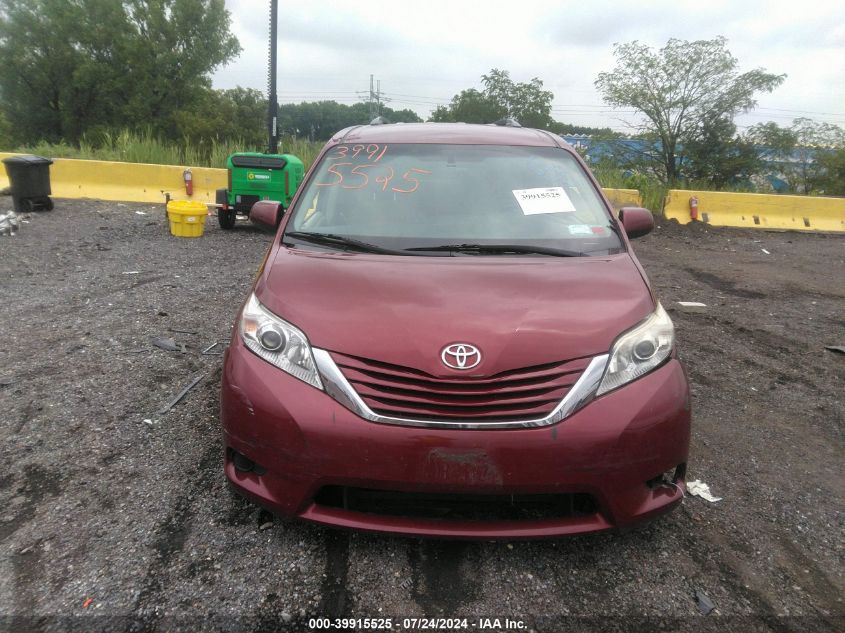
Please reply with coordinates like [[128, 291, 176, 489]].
[[318, 144, 433, 194], [328, 144, 388, 161]]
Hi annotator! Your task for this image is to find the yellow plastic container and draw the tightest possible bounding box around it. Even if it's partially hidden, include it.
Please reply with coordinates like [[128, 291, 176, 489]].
[[166, 200, 207, 237]]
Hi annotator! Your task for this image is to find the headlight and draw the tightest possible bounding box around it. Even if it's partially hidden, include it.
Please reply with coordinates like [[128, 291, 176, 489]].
[[240, 293, 323, 390], [597, 303, 674, 395]]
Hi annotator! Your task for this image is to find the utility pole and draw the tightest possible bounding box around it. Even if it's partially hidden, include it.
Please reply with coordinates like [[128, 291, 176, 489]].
[[267, 0, 279, 154], [369, 74, 375, 120], [360, 75, 390, 120]]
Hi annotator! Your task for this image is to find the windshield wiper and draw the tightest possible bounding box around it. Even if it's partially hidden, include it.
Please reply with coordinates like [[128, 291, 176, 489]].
[[404, 243, 584, 257], [284, 231, 419, 256]]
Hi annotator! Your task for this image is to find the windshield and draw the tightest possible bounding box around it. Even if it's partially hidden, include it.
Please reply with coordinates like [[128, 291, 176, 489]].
[[285, 144, 622, 255]]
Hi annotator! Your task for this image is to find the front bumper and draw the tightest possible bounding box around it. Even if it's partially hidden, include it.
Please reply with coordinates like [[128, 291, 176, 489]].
[[221, 336, 690, 539]]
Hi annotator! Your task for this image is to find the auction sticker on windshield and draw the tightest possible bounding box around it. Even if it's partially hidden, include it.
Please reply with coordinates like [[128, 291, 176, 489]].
[[512, 187, 576, 215]]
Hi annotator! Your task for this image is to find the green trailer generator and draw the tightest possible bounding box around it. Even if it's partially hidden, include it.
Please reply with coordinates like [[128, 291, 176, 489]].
[[216, 152, 305, 229]]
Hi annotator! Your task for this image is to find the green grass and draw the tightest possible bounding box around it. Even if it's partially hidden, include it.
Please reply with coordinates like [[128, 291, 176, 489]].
[[593, 165, 668, 214], [5, 130, 324, 170], [280, 138, 321, 171]]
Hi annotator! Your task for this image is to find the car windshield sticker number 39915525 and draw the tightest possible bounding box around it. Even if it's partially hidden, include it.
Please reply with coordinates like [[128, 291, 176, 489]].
[[512, 187, 576, 215]]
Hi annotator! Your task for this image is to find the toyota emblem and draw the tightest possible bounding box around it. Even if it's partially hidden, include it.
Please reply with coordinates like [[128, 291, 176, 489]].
[[441, 343, 482, 370]]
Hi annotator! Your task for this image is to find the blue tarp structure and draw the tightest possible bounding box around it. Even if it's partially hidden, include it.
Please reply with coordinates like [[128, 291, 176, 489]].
[[559, 135, 812, 191]]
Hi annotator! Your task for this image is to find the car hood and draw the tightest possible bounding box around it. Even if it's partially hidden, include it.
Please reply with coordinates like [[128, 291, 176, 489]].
[[256, 247, 654, 377]]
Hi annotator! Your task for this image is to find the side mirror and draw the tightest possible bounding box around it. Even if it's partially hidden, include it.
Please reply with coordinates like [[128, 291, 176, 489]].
[[618, 207, 654, 239], [249, 200, 284, 231]]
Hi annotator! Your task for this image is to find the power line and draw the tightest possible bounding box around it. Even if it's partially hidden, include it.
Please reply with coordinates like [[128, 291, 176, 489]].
[[756, 106, 845, 117], [272, 86, 845, 127], [381, 91, 451, 103], [738, 111, 845, 124], [278, 84, 845, 118]]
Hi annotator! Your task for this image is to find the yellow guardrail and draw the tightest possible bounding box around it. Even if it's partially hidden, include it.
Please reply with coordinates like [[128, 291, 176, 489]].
[[0, 153, 226, 204], [602, 188, 642, 209], [664, 189, 845, 233], [12, 154, 840, 233]]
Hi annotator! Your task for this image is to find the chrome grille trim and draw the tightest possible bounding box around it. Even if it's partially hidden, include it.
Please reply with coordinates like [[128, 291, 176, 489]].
[[313, 348, 609, 429]]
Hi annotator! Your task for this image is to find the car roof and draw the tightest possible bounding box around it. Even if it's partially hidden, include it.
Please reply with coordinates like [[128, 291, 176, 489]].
[[329, 122, 568, 147]]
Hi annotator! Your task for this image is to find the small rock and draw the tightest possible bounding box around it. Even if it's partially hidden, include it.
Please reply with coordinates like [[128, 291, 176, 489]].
[[259, 521, 273, 531], [281, 611, 292, 623], [677, 301, 707, 313], [695, 589, 715, 615]]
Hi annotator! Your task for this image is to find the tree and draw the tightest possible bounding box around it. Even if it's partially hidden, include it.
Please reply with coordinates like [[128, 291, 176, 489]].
[[0, 0, 240, 144], [429, 89, 505, 124], [682, 118, 760, 189], [173, 88, 268, 147], [429, 69, 553, 128], [120, 0, 241, 137], [816, 148, 845, 195], [747, 121, 797, 157], [386, 107, 423, 124], [547, 122, 620, 138], [748, 118, 845, 193], [788, 118, 845, 193], [276, 101, 422, 142], [595, 37, 785, 184], [481, 69, 553, 128]]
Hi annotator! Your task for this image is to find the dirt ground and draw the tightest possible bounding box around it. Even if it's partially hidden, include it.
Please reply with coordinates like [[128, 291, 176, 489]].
[[0, 198, 842, 633]]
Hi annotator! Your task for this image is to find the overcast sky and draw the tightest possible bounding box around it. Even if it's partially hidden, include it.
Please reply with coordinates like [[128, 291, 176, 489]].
[[212, 0, 845, 133]]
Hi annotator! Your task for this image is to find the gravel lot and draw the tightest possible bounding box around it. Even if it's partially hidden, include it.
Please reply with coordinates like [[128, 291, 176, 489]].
[[0, 198, 842, 632]]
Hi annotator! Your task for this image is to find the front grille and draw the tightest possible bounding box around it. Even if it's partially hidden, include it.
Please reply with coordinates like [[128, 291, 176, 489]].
[[314, 486, 598, 521], [231, 156, 286, 169], [331, 351, 590, 422]]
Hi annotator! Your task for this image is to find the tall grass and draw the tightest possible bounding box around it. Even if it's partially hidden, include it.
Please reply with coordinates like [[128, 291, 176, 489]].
[[8, 130, 324, 170], [592, 164, 667, 214], [280, 137, 321, 171]]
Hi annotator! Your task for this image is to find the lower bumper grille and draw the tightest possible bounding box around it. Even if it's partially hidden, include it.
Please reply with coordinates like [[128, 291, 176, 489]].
[[314, 486, 599, 521]]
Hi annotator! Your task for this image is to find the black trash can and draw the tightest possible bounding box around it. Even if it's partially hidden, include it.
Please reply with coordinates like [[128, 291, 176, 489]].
[[2, 154, 54, 212]]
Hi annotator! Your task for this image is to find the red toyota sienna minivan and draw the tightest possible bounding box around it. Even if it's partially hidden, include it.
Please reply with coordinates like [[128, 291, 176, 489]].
[[221, 122, 690, 538]]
